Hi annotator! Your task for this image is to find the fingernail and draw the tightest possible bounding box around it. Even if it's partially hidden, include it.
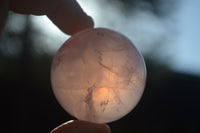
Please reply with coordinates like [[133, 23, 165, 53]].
[[50, 120, 74, 133]]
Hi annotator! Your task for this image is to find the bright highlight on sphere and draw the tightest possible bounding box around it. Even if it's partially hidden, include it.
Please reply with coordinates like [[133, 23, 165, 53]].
[[51, 28, 146, 123]]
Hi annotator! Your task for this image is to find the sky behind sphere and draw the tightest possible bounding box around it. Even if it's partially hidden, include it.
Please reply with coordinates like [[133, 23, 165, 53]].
[[77, 0, 200, 76], [170, 0, 200, 75], [31, 0, 200, 76]]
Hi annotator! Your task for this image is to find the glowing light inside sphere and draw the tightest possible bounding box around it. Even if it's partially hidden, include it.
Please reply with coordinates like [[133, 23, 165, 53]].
[[51, 28, 146, 123]]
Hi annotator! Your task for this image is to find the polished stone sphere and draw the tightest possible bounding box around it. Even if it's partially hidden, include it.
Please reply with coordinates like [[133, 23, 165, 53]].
[[51, 28, 146, 123]]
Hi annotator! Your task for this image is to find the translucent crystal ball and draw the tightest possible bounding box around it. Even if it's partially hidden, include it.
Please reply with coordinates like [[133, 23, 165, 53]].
[[51, 28, 146, 123]]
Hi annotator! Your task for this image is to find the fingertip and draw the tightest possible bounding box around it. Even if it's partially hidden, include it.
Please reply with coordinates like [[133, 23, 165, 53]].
[[68, 14, 94, 35], [51, 120, 111, 133], [47, 0, 94, 35]]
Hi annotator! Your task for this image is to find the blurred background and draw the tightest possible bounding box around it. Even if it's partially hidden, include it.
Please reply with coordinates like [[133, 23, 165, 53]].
[[1, 0, 200, 132]]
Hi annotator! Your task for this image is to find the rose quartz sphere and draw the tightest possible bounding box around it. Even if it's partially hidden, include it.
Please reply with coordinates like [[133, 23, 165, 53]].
[[51, 28, 146, 123]]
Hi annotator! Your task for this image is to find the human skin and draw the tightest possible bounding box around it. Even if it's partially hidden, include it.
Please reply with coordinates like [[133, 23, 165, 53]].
[[0, 0, 94, 35], [51, 120, 111, 133], [0, 0, 111, 132]]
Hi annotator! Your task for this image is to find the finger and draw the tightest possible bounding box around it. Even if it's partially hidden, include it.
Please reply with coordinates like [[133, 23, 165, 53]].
[[50, 120, 111, 133], [0, 0, 8, 35], [9, 0, 94, 35], [9, 0, 52, 15], [47, 0, 94, 35]]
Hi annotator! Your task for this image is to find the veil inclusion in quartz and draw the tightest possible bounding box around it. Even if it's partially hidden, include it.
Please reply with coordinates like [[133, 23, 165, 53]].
[[51, 28, 146, 123]]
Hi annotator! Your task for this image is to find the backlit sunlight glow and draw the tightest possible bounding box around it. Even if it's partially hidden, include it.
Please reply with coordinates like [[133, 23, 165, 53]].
[[31, 0, 167, 55], [30, 0, 200, 75], [31, 15, 67, 54]]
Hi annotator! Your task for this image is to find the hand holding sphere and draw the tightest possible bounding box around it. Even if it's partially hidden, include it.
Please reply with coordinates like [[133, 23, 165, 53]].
[[0, 0, 146, 132]]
